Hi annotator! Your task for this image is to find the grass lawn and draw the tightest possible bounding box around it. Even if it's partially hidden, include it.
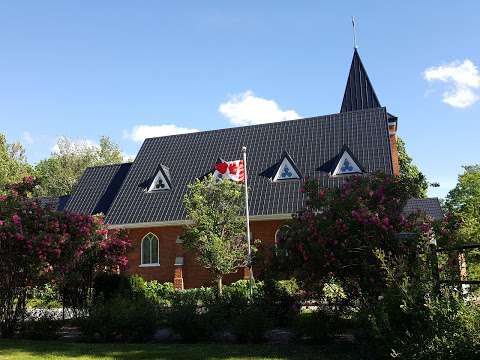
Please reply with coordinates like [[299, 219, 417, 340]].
[[0, 339, 359, 360]]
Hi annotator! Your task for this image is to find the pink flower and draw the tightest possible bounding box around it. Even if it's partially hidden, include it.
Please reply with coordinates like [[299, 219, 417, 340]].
[[0, 220, 4, 226], [11, 214, 21, 226]]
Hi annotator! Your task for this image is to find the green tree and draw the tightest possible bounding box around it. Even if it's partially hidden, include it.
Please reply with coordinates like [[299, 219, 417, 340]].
[[271, 173, 433, 305], [0, 133, 32, 193], [446, 165, 480, 242], [180, 175, 249, 295], [34, 136, 124, 196], [397, 137, 428, 198]]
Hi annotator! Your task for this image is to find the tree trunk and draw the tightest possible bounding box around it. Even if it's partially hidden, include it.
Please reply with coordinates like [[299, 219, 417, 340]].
[[216, 276, 223, 296]]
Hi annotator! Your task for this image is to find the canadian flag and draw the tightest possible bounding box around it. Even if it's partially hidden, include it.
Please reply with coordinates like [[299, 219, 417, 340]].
[[213, 159, 245, 182]]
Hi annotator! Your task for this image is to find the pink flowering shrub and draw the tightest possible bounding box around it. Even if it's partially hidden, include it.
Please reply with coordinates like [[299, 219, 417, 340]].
[[0, 177, 131, 337], [271, 173, 434, 305]]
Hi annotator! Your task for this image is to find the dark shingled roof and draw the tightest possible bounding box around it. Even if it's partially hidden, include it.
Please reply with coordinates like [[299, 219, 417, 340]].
[[38, 195, 71, 211], [99, 107, 393, 225], [341, 49, 381, 113], [403, 198, 444, 221], [64, 163, 132, 216]]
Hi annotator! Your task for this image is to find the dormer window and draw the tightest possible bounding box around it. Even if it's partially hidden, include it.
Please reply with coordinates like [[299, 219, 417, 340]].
[[260, 151, 302, 182], [330, 146, 364, 177], [274, 158, 301, 181], [148, 164, 172, 192]]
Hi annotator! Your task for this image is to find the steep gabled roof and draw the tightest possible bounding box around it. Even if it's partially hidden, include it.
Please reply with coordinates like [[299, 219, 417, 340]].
[[403, 198, 444, 221], [64, 162, 132, 216], [38, 195, 71, 211], [341, 49, 381, 113], [104, 107, 393, 225]]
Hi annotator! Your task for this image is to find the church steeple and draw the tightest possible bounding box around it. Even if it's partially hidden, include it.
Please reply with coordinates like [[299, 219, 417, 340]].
[[340, 48, 381, 113]]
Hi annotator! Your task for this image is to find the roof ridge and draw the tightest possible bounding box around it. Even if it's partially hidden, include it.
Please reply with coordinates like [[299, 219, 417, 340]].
[[143, 107, 387, 143], [85, 162, 133, 170]]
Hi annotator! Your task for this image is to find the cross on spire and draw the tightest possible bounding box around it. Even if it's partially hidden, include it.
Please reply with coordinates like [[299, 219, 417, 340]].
[[352, 16, 358, 49]]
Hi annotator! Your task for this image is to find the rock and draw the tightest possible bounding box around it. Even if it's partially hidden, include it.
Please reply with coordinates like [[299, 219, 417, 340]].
[[264, 328, 295, 344], [153, 328, 179, 342], [211, 329, 237, 343]]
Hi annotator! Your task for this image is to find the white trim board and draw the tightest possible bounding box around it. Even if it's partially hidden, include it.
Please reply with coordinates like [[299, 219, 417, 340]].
[[109, 213, 292, 229]]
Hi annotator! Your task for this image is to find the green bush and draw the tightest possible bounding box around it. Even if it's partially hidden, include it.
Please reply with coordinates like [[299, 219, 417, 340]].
[[356, 248, 480, 359], [81, 296, 158, 342], [20, 313, 63, 340], [144, 281, 175, 305], [94, 274, 174, 305], [27, 284, 62, 309], [260, 279, 299, 327], [294, 311, 347, 344], [231, 303, 273, 343], [166, 291, 209, 342]]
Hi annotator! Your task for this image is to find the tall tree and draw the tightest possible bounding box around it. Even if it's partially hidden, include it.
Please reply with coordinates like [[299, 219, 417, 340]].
[[35, 136, 124, 196], [446, 165, 480, 242], [0, 133, 32, 193], [397, 137, 428, 198], [180, 175, 249, 295]]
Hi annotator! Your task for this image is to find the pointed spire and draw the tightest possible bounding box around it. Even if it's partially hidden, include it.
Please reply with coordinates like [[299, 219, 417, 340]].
[[340, 49, 381, 113]]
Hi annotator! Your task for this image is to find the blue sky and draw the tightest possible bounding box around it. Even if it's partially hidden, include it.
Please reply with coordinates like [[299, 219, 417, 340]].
[[1, 1, 479, 198]]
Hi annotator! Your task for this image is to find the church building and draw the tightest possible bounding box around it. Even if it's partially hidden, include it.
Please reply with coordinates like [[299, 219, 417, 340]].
[[53, 49, 442, 289]]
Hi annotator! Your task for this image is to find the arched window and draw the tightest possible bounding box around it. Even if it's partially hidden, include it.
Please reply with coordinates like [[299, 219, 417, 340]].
[[141, 233, 159, 266]]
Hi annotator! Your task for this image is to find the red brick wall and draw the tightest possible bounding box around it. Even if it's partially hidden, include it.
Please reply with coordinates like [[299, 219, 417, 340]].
[[388, 120, 400, 177], [125, 220, 284, 288]]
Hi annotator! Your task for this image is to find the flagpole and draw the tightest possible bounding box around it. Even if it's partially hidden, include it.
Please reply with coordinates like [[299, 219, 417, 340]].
[[241, 146, 253, 297]]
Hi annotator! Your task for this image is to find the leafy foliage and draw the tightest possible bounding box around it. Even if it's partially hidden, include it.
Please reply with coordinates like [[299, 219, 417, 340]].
[[34, 136, 124, 196], [0, 134, 32, 193], [81, 296, 158, 342], [397, 137, 428, 198], [0, 177, 131, 337], [446, 165, 480, 242], [181, 175, 249, 294], [357, 248, 480, 359], [271, 173, 433, 305]]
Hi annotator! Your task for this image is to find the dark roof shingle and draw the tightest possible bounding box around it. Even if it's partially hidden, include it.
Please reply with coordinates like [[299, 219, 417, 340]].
[[64, 163, 132, 216], [38, 195, 71, 211], [341, 49, 381, 113], [403, 198, 444, 221], [103, 107, 393, 225]]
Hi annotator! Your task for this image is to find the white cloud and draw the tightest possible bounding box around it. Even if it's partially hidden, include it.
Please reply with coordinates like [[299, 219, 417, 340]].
[[219, 90, 300, 126], [424, 59, 480, 108], [123, 124, 200, 143], [22, 131, 34, 145]]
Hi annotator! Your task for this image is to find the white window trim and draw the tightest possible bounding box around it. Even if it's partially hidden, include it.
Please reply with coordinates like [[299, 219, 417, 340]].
[[140, 232, 160, 266], [148, 169, 171, 192], [331, 151, 362, 177], [273, 157, 301, 182], [139, 263, 160, 268]]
